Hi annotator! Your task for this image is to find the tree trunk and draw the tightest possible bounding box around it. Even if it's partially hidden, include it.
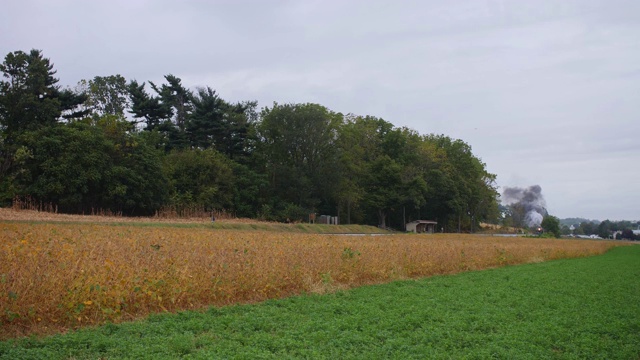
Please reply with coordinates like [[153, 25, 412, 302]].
[[378, 209, 386, 229], [403, 206, 406, 231]]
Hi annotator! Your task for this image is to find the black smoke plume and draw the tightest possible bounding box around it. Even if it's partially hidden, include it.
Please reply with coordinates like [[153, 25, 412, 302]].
[[502, 185, 548, 227]]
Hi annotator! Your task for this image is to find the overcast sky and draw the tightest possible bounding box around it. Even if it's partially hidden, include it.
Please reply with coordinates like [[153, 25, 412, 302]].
[[2, 0, 639, 221]]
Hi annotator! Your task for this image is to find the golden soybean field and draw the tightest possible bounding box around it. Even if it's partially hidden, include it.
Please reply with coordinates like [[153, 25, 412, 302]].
[[0, 221, 619, 339]]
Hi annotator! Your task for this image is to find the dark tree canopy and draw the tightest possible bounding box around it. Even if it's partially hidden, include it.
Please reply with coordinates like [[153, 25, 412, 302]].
[[1, 49, 502, 228], [541, 215, 561, 238]]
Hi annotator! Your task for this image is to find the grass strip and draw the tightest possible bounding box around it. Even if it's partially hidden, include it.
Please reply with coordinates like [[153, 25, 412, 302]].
[[1, 246, 638, 359], [0, 219, 388, 234]]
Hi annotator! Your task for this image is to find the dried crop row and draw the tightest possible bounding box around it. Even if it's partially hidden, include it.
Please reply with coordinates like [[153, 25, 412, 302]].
[[0, 222, 619, 339], [0, 208, 247, 224]]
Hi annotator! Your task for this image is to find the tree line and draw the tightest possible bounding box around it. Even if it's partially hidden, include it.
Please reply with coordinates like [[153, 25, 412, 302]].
[[563, 220, 640, 240], [0, 49, 500, 230]]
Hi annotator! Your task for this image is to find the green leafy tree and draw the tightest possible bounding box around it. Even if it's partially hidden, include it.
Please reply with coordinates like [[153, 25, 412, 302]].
[[150, 74, 192, 132], [578, 221, 596, 236], [78, 75, 130, 118], [362, 155, 404, 228], [619, 229, 637, 241], [9, 117, 168, 215], [332, 115, 498, 230], [230, 162, 269, 218], [420, 135, 498, 232], [382, 127, 429, 225], [127, 80, 171, 131], [0, 49, 87, 203], [541, 215, 561, 238], [334, 115, 379, 224], [597, 220, 613, 239], [186, 87, 255, 158], [336, 116, 433, 228], [214, 101, 256, 160], [0, 50, 60, 138], [163, 149, 235, 213], [98, 117, 169, 215], [56, 87, 89, 121], [256, 103, 342, 220], [10, 122, 112, 212], [416, 142, 458, 229], [0, 49, 503, 226]]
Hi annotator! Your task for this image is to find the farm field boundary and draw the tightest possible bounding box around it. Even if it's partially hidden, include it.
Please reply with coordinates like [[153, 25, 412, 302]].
[[1, 245, 638, 359], [0, 208, 387, 234], [0, 222, 623, 339]]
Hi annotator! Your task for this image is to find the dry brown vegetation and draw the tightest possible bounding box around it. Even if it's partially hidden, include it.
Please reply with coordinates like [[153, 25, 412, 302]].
[[0, 207, 256, 225], [0, 220, 622, 339], [479, 222, 522, 234]]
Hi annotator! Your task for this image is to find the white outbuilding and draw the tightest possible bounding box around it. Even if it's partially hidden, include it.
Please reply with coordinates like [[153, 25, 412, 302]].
[[406, 220, 438, 234]]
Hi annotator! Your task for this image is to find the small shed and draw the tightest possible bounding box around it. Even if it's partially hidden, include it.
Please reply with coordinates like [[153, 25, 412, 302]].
[[406, 220, 438, 234]]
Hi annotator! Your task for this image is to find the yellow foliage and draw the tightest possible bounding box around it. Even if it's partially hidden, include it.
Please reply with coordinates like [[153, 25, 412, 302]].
[[0, 222, 622, 339]]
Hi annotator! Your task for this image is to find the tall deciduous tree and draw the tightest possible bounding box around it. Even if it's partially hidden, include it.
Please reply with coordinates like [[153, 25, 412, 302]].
[[163, 149, 235, 213], [9, 118, 168, 215], [79, 75, 130, 118], [597, 220, 613, 239], [256, 103, 342, 219], [541, 215, 561, 238], [422, 135, 498, 232], [334, 114, 370, 224]]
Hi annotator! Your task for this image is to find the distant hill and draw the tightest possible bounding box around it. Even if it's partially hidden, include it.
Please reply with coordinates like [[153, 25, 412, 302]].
[[559, 218, 600, 227]]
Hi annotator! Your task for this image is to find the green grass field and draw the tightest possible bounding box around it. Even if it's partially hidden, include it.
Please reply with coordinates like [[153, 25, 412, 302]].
[[1, 245, 638, 359]]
